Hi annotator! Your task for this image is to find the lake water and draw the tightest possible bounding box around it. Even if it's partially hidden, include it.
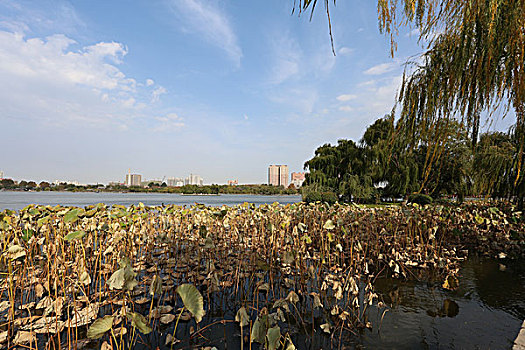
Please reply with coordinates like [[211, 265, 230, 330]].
[[0, 191, 302, 211], [362, 257, 525, 349]]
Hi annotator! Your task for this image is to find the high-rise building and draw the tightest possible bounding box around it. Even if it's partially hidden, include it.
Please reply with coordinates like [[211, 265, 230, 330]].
[[268, 165, 289, 187], [0, 170, 3, 180], [185, 174, 203, 186], [125, 173, 142, 187], [167, 177, 184, 187], [291, 172, 306, 188], [268, 165, 279, 186]]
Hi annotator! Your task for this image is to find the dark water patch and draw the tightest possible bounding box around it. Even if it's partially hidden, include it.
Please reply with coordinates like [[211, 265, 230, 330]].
[[362, 257, 525, 349]]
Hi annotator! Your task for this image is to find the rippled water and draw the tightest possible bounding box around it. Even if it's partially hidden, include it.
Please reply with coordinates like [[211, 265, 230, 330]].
[[364, 257, 525, 349], [0, 191, 302, 211]]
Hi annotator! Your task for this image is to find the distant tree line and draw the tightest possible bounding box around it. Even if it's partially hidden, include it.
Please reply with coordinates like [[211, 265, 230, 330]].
[[303, 114, 524, 206], [0, 180, 299, 196], [120, 184, 298, 196]]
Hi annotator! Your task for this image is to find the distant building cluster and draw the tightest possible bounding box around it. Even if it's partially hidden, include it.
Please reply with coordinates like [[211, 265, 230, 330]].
[[125, 173, 142, 187], [185, 174, 203, 186], [0, 170, 4, 180], [268, 165, 289, 187], [291, 172, 306, 188], [268, 165, 306, 188], [167, 177, 184, 187], [228, 179, 238, 186], [123, 171, 203, 187]]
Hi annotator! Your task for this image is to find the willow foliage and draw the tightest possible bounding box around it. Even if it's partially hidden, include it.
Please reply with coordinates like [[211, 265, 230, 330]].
[[296, 0, 525, 199]]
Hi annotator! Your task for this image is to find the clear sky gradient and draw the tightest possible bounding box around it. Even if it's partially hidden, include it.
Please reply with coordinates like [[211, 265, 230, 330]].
[[0, 0, 513, 184]]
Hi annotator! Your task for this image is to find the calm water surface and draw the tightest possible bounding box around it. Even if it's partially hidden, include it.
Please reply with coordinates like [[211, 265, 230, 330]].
[[362, 257, 525, 349], [0, 191, 302, 211]]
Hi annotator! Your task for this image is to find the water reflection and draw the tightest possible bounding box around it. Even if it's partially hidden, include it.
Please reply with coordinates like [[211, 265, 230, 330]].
[[426, 299, 459, 318], [364, 257, 525, 349], [471, 258, 525, 320]]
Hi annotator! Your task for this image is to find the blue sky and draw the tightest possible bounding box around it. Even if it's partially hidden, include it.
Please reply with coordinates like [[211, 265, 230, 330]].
[[0, 0, 513, 184]]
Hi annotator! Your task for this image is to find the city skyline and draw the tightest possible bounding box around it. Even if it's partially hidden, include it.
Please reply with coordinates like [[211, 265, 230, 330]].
[[0, 166, 306, 187]]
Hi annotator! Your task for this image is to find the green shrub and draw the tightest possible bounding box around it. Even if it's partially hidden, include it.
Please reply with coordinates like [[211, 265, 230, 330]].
[[303, 191, 322, 203], [321, 191, 338, 204], [407, 193, 433, 205]]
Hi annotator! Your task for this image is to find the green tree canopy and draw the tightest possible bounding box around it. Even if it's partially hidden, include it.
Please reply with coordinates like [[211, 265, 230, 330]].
[[296, 0, 525, 205]]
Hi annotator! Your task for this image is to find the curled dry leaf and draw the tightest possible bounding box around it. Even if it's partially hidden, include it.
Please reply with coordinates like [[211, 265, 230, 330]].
[[127, 312, 152, 334], [68, 303, 99, 327], [285, 291, 299, 304], [266, 326, 281, 350], [160, 313, 176, 324], [310, 292, 323, 309], [79, 271, 91, 285], [14, 331, 36, 345], [235, 306, 249, 327], [0, 331, 7, 343], [87, 316, 114, 339], [0, 300, 10, 313], [7, 245, 26, 260], [320, 323, 331, 334], [165, 333, 181, 346]]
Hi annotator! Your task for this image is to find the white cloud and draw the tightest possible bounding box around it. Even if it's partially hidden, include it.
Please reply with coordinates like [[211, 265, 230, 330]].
[[364, 62, 397, 75], [152, 113, 184, 132], [0, 31, 172, 128], [336, 94, 357, 102], [0, 32, 132, 90], [338, 47, 354, 55], [146, 78, 154, 86], [152, 86, 167, 102], [168, 0, 242, 66], [338, 106, 353, 112], [243, 114, 249, 120]]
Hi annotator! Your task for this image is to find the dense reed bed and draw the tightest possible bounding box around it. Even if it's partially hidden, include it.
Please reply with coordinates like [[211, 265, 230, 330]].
[[0, 201, 523, 349]]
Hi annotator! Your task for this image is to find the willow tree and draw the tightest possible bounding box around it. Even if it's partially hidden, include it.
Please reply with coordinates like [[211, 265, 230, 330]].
[[295, 0, 525, 203]]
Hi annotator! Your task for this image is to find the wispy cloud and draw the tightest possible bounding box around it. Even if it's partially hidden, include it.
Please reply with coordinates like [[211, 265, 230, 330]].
[[152, 112, 184, 132], [152, 86, 167, 103], [338, 105, 353, 112], [338, 47, 354, 56], [356, 75, 402, 116], [268, 87, 318, 115], [0, 0, 85, 35], [167, 0, 242, 66], [336, 94, 357, 102], [363, 62, 397, 75], [267, 29, 337, 88], [268, 32, 301, 85]]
